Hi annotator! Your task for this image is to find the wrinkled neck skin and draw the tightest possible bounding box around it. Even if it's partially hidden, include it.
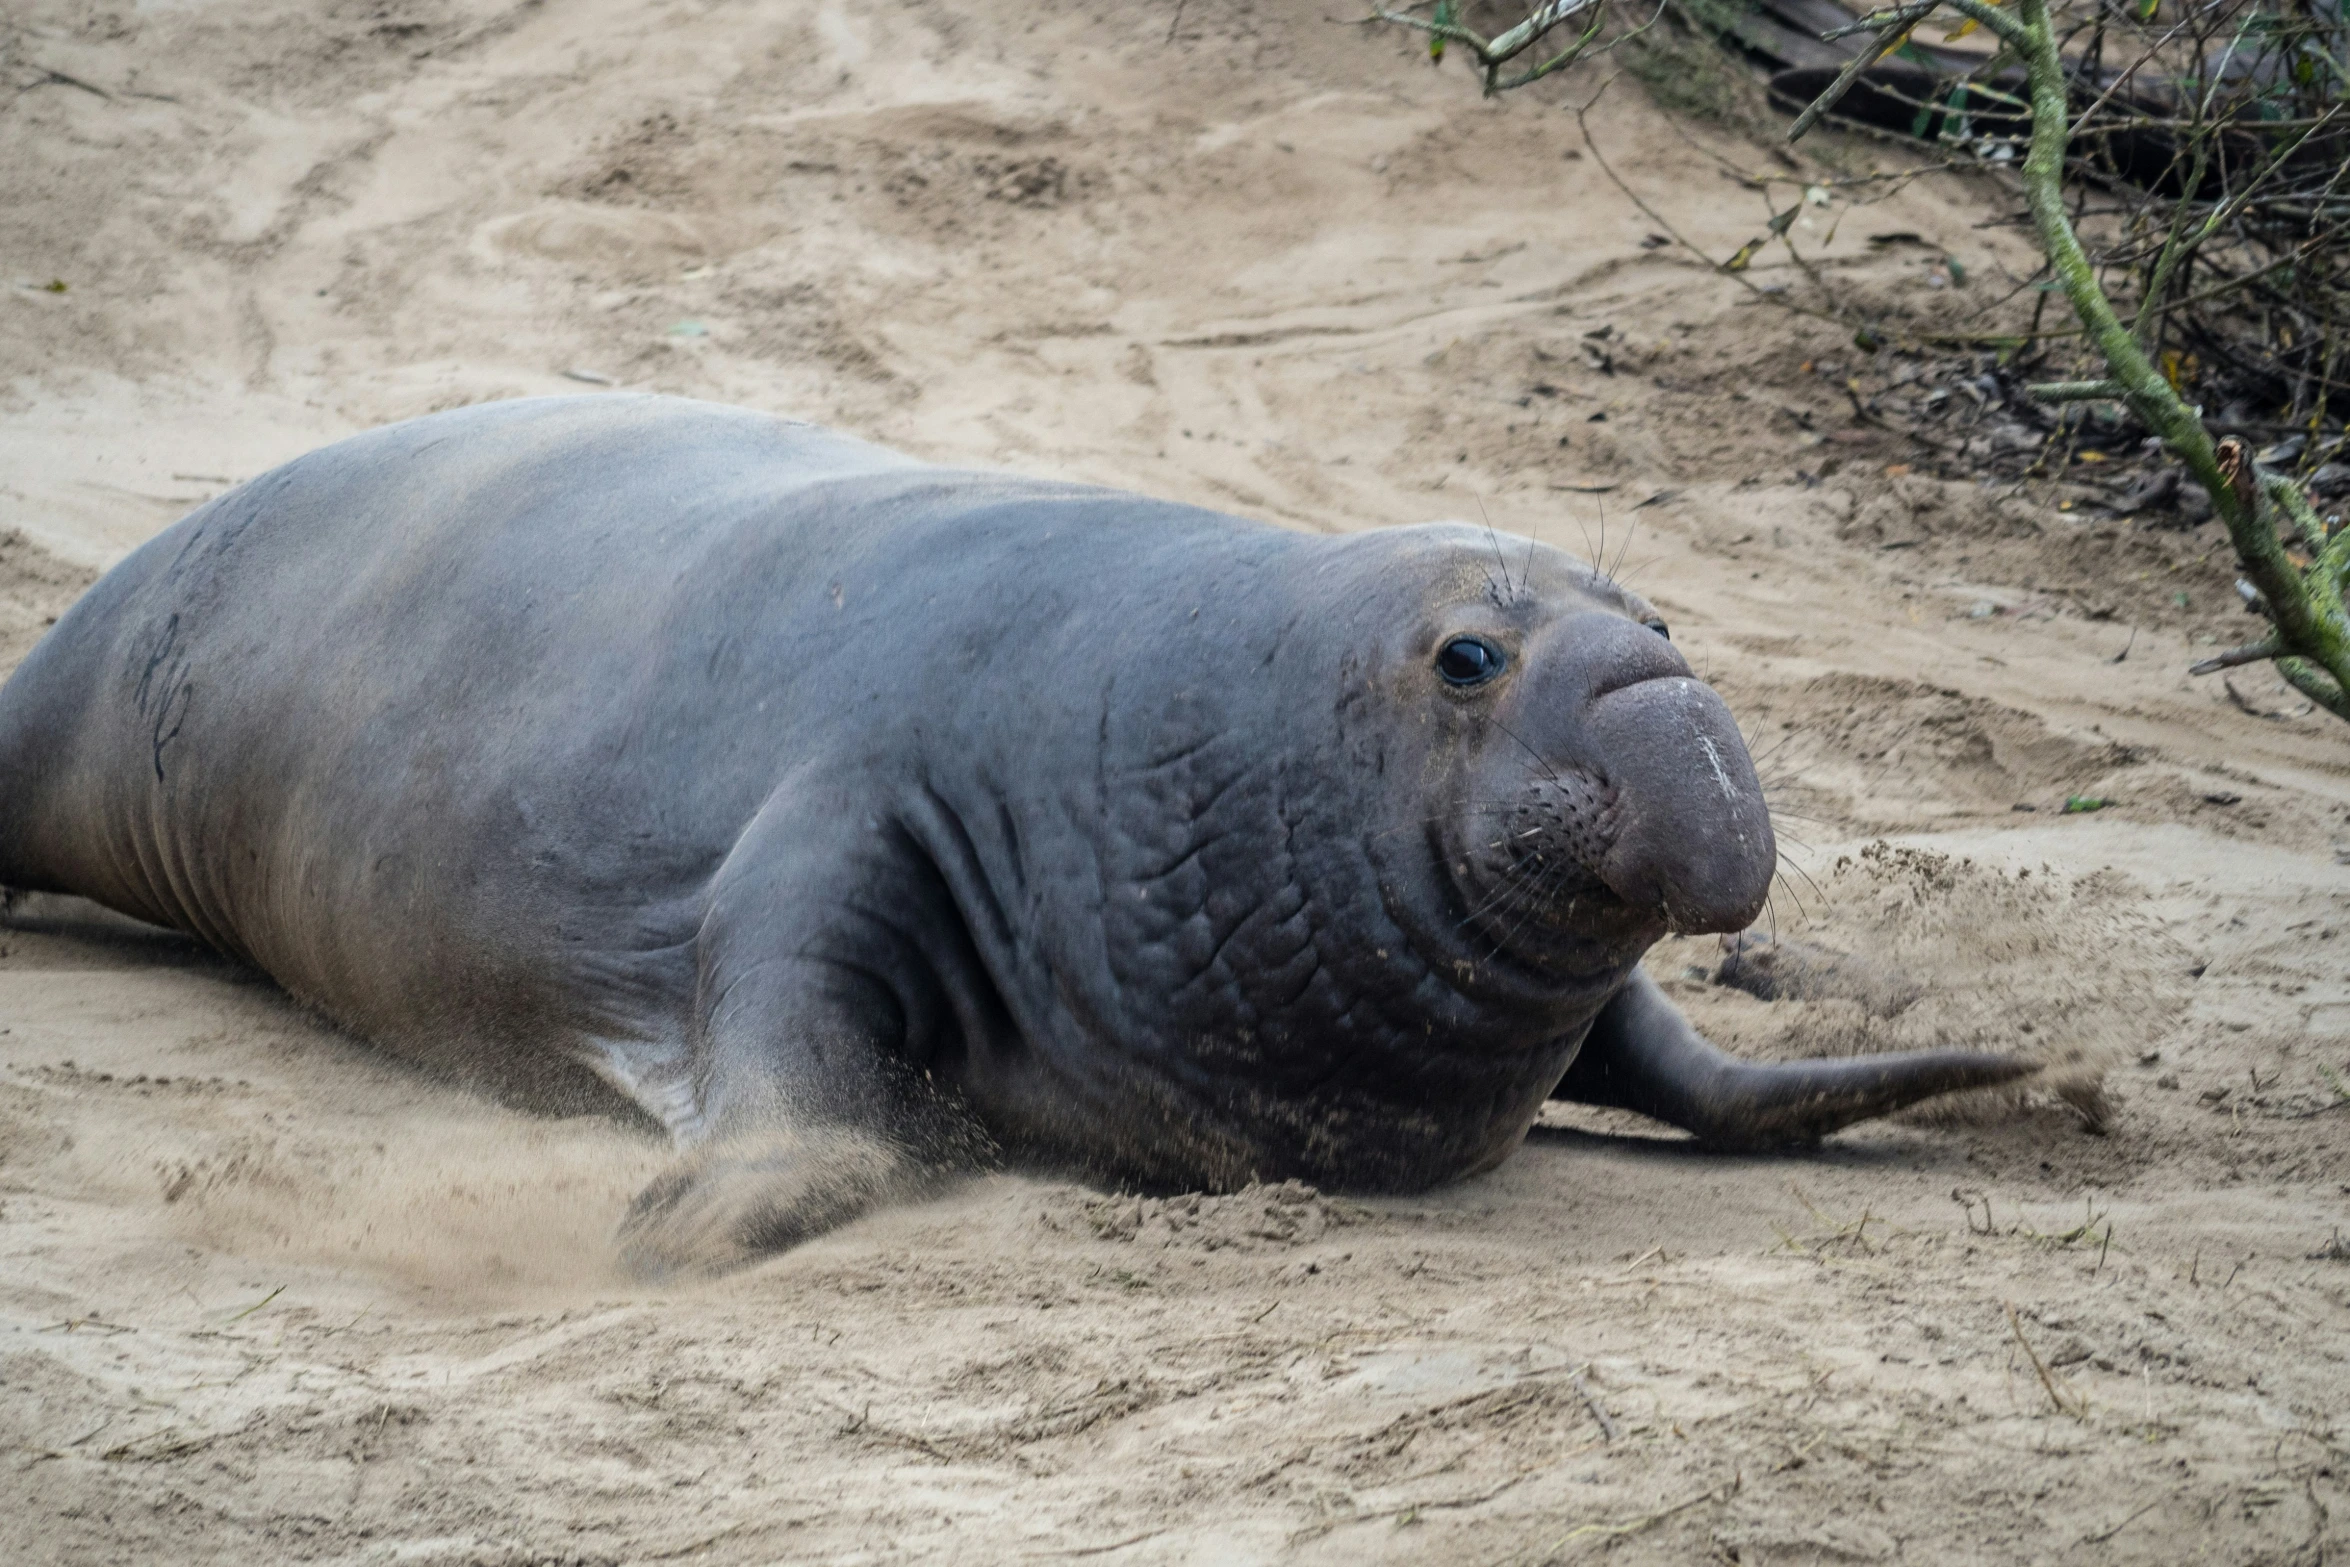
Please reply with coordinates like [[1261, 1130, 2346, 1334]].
[[918, 521, 1771, 1195]]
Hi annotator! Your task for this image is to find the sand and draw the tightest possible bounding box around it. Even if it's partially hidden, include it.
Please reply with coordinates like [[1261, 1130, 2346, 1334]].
[[3, 1, 2347, 1561]]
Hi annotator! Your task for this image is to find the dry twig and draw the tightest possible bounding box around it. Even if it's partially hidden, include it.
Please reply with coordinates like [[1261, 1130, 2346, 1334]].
[[2005, 1301, 2085, 1418]]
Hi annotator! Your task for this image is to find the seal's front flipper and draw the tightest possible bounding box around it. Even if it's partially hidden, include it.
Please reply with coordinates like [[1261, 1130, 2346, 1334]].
[[1552, 968, 2036, 1149], [613, 948, 991, 1279], [615, 797, 994, 1279], [618, 1122, 948, 1279]]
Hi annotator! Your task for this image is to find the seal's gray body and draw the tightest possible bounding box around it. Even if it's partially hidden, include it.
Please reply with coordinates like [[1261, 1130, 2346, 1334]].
[[0, 396, 2027, 1270]]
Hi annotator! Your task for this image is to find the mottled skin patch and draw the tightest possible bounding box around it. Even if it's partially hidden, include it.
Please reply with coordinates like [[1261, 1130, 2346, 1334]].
[[0, 396, 2032, 1275]]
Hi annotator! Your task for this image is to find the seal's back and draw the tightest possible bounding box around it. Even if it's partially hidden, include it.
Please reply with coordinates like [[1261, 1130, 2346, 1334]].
[[0, 396, 1055, 1097]]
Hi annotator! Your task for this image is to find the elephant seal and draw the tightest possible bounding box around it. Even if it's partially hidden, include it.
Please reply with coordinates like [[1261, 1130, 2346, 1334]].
[[0, 395, 2030, 1273]]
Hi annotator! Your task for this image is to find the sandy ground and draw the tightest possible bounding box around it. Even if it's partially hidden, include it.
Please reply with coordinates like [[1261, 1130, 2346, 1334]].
[[4, 1, 2349, 1562]]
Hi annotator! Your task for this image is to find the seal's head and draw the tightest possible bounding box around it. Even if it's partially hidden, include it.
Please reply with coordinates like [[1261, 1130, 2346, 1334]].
[[1366, 524, 1776, 989], [1062, 518, 1774, 1189]]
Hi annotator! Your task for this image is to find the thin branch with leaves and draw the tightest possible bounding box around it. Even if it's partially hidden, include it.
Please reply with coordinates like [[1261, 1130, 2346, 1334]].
[[1372, 0, 1614, 93]]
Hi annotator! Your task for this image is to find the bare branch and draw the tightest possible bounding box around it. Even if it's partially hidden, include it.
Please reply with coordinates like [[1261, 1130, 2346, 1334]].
[[2189, 638, 2284, 675], [1786, 4, 1940, 144], [2026, 380, 2125, 402]]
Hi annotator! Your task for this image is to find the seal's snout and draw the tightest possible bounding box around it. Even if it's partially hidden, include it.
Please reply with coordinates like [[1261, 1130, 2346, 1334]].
[[1459, 614, 1773, 951], [1583, 674, 1775, 934]]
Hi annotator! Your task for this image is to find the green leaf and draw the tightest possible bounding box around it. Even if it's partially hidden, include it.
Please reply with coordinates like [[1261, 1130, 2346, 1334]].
[[2062, 795, 2110, 814]]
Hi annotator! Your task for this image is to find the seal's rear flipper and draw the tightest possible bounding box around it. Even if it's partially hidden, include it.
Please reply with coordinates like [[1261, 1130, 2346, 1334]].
[[1553, 969, 2037, 1149]]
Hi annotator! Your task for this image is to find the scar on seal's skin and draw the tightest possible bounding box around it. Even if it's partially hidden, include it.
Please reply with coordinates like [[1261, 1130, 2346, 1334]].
[[128, 613, 195, 780]]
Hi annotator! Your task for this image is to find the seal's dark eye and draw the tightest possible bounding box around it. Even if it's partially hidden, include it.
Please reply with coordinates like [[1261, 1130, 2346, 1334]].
[[1436, 636, 1504, 687], [1645, 619, 1671, 641]]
